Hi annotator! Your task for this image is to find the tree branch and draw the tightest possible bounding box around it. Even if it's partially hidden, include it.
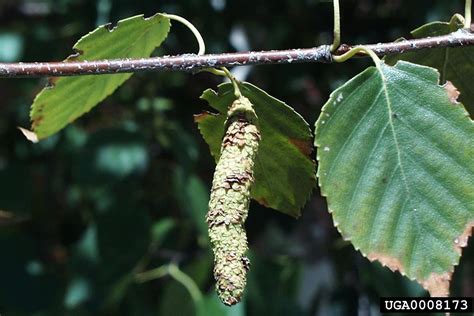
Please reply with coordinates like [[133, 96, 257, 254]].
[[1, 29, 473, 78]]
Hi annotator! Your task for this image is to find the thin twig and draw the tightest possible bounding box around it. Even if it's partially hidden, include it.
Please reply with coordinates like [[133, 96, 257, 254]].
[[331, 0, 341, 52], [0, 29, 473, 78]]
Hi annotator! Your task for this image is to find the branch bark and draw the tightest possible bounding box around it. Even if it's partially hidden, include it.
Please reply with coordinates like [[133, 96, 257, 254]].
[[0, 29, 473, 78]]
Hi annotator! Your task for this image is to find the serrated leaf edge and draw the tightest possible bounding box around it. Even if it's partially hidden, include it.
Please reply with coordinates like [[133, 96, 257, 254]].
[[315, 62, 474, 296], [29, 14, 171, 140]]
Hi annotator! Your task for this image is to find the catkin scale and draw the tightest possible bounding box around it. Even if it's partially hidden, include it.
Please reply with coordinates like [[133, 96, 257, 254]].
[[207, 96, 260, 306]]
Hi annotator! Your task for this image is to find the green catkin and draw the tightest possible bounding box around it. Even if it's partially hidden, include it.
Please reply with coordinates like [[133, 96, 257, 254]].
[[207, 96, 260, 306]]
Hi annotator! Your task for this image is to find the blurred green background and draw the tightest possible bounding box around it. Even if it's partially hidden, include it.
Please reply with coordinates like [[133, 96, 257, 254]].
[[0, 1, 472, 315]]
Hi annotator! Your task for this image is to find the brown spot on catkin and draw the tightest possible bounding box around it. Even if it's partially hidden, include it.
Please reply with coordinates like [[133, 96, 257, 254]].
[[443, 81, 460, 104]]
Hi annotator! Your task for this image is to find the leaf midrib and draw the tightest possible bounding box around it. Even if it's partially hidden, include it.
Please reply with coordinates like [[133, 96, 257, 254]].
[[377, 65, 426, 275], [378, 66, 410, 196]]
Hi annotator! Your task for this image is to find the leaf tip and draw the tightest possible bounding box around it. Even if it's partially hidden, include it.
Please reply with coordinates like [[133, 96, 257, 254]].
[[18, 127, 39, 143]]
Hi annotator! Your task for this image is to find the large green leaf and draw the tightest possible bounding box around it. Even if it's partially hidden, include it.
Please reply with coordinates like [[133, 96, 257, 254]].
[[29, 14, 170, 140], [315, 61, 474, 296], [195, 82, 315, 217], [385, 15, 474, 114]]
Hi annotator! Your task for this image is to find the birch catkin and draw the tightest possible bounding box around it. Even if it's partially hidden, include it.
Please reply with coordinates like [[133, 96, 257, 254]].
[[207, 96, 260, 306]]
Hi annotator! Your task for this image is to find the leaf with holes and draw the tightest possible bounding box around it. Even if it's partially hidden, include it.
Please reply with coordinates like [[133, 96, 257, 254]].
[[315, 61, 474, 296], [28, 14, 170, 140], [385, 15, 474, 114], [195, 82, 315, 217]]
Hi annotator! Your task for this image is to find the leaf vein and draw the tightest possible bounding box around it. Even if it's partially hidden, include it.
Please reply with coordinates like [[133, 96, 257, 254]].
[[343, 120, 390, 226], [325, 88, 384, 183], [322, 70, 379, 129], [367, 164, 400, 249], [403, 153, 471, 214], [390, 77, 472, 144], [395, 115, 473, 177]]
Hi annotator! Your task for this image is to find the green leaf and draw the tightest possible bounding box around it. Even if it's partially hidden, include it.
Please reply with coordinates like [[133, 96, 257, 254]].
[[385, 15, 474, 114], [195, 82, 315, 217], [315, 61, 474, 296], [29, 14, 171, 140]]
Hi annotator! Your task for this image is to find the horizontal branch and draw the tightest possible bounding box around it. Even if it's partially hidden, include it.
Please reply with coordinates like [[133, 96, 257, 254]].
[[1, 29, 473, 78]]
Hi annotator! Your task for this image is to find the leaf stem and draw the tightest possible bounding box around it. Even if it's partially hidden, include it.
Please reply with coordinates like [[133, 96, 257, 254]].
[[221, 67, 242, 98], [162, 14, 206, 55], [331, 0, 341, 52], [199, 68, 227, 76], [167, 264, 203, 303], [135, 263, 203, 303], [162, 12, 243, 98], [333, 46, 381, 65], [466, 0, 472, 28], [198, 67, 242, 99], [135, 265, 168, 283]]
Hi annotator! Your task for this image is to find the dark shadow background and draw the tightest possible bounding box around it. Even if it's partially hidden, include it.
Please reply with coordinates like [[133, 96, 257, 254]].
[[0, 0, 472, 315]]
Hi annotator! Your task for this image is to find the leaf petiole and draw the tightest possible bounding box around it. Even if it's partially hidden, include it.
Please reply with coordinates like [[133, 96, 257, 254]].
[[135, 263, 203, 303], [197, 67, 242, 98], [331, 0, 341, 52], [466, 0, 472, 29], [162, 14, 244, 99], [332, 46, 381, 67], [221, 67, 242, 98], [162, 13, 206, 55]]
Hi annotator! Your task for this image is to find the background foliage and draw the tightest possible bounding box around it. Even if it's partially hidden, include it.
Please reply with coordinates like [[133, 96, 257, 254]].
[[0, 0, 472, 315]]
